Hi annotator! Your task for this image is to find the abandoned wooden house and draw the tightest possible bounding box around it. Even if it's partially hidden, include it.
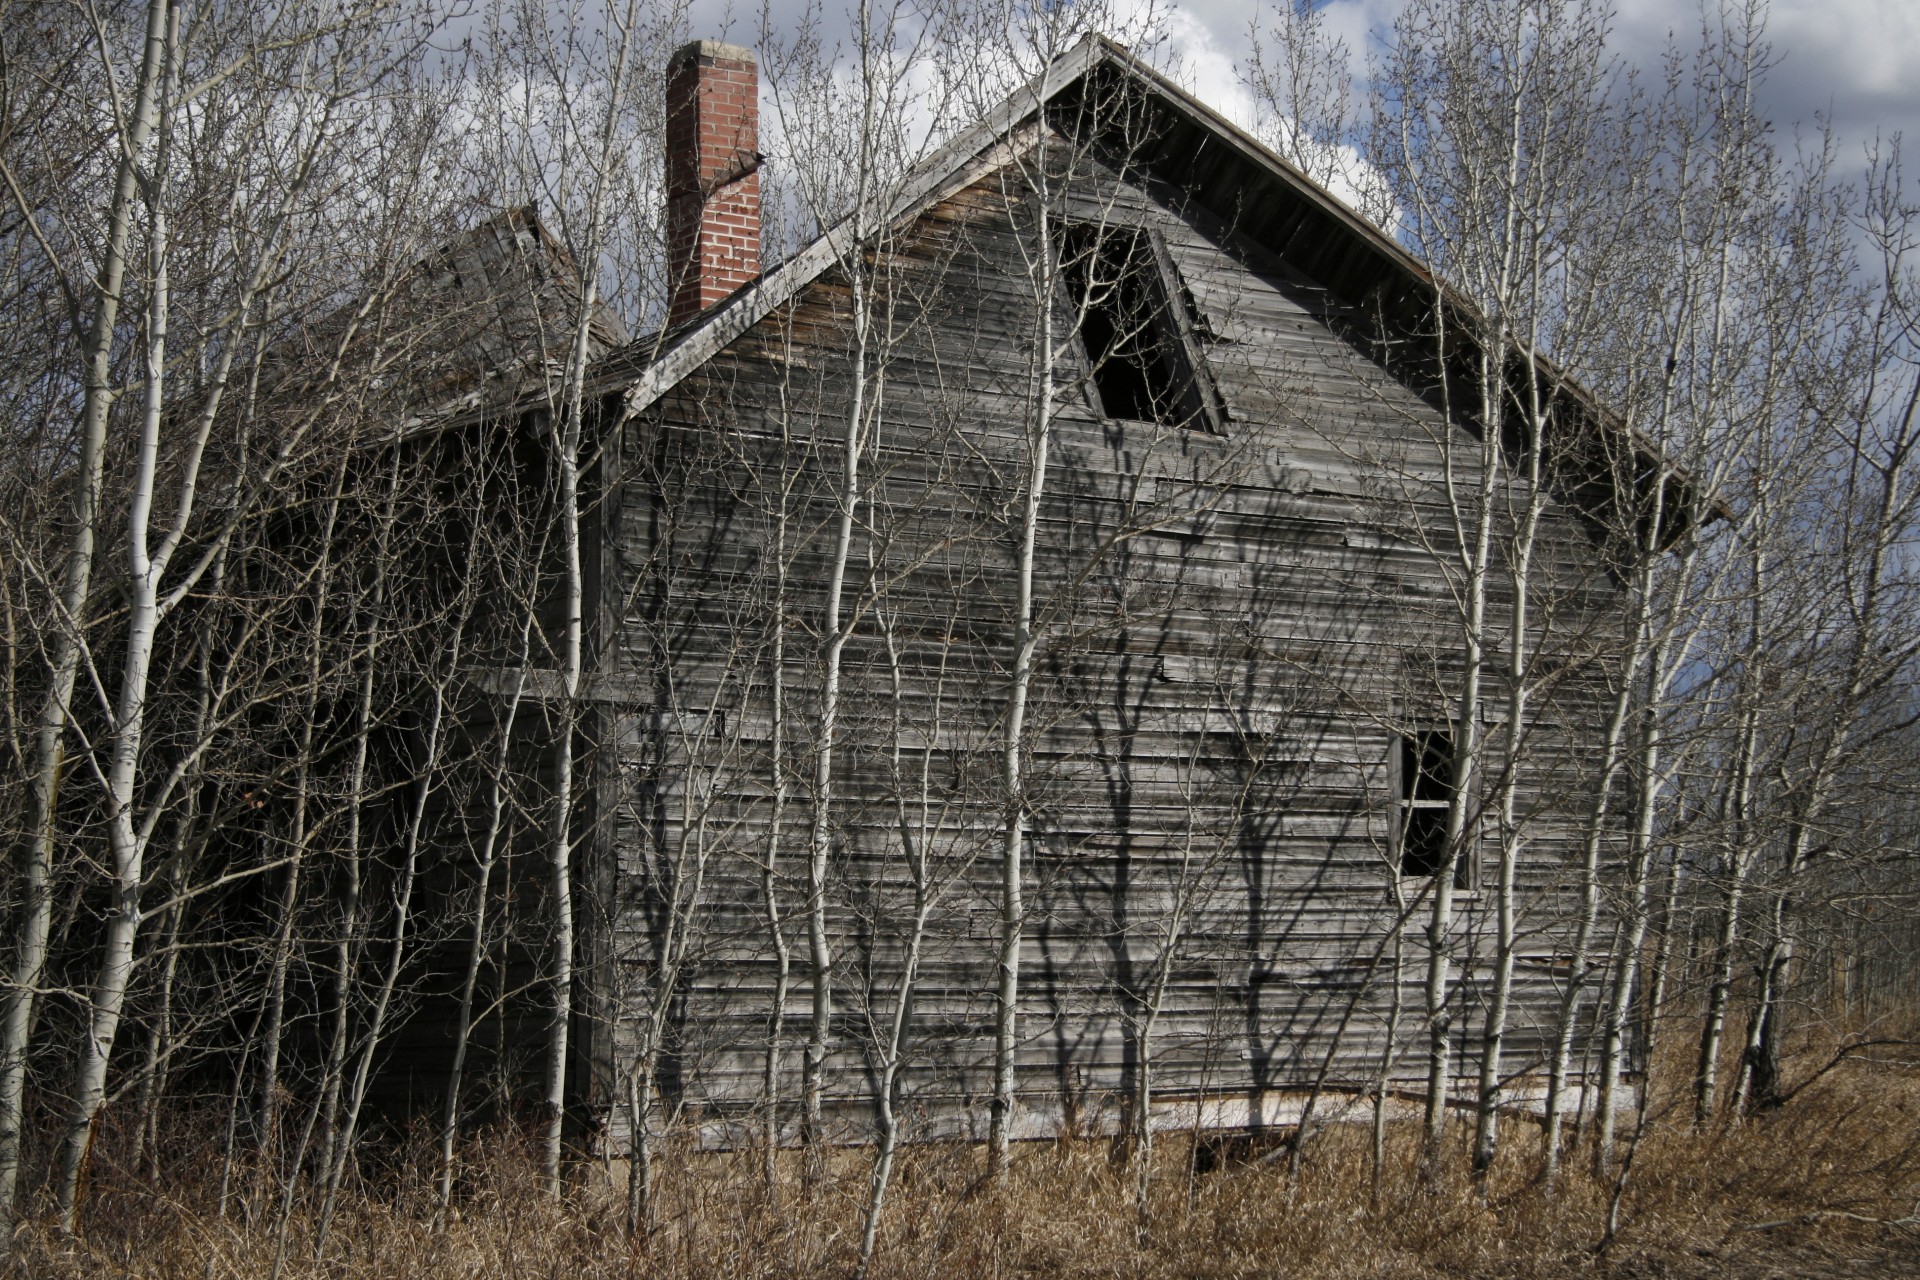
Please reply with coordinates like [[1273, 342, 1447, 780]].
[[362, 34, 1687, 1150]]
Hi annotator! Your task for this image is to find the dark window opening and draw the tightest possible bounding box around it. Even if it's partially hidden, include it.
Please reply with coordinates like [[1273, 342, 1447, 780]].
[[1397, 729, 1460, 880], [1058, 225, 1224, 432]]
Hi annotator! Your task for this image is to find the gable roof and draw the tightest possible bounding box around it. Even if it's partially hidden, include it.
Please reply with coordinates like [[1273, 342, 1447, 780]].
[[596, 33, 1717, 537], [591, 37, 1124, 407]]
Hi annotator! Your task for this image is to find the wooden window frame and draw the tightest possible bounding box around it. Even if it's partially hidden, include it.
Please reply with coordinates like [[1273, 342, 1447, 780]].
[[1143, 230, 1229, 435], [1389, 726, 1477, 889]]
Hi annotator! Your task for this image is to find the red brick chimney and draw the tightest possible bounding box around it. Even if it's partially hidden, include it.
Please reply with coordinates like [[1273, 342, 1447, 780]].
[[665, 40, 762, 327]]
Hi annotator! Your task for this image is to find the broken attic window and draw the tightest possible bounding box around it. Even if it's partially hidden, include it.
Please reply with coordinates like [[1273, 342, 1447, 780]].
[[1059, 225, 1224, 433]]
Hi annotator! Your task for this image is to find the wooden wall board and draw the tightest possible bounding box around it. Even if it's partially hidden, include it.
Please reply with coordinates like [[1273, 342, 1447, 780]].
[[588, 136, 1626, 1150]]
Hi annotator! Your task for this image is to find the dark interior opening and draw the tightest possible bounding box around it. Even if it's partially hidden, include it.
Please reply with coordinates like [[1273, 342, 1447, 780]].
[[1059, 226, 1212, 429], [1399, 729, 1455, 878]]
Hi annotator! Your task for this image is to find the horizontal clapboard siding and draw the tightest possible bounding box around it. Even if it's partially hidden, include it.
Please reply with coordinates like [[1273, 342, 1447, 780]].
[[591, 137, 1623, 1147]]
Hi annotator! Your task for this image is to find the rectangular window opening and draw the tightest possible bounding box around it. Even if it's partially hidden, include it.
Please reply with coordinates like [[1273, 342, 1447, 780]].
[[1058, 225, 1224, 433], [1396, 728, 1469, 883]]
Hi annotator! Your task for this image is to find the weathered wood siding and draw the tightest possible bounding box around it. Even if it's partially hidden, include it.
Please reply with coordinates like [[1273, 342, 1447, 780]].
[[595, 133, 1623, 1147]]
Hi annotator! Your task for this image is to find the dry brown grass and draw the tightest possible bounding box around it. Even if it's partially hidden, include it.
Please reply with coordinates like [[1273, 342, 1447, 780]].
[[9, 1031, 1920, 1278]]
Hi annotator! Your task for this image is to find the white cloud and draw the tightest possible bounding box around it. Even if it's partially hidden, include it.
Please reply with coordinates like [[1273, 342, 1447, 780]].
[[1615, 0, 1920, 157], [686, 0, 1920, 222], [1089, 0, 1396, 222]]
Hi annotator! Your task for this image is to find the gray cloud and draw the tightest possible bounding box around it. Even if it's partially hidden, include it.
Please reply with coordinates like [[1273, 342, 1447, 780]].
[[1184, 0, 1920, 170], [679, 0, 1918, 183], [1615, 0, 1920, 160]]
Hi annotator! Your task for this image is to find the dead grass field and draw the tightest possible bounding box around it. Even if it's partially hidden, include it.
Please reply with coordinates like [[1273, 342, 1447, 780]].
[[8, 1026, 1920, 1278]]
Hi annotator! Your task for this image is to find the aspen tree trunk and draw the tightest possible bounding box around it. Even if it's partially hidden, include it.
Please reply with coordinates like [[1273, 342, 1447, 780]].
[[54, 16, 183, 1213], [1542, 321, 1697, 1185], [1737, 401, 1912, 1113], [1640, 849, 1684, 1066], [1541, 579, 1644, 1188], [624, 694, 722, 1234], [624, 1055, 648, 1236], [1742, 382, 1914, 1108], [760, 0, 962, 1181], [1693, 840, 1753, 1125], [1133, 823, 1227, 1219], [983, 62, 1086, 1169], [1745, 721, 1871, 1109], [1368, 4, 1523, 1162], [1586, 448, 1739, 1171], [317, 614, 465, 1252], [538, 1, 644, 1193], [438, 607, 538, 1210], [132, 880, 184, 1176], [1419, 331, 1500, 1159], [760, 424, 794, 1195], [42, 0, 374, 1213], [1654, 13, 1789, 1131], [541, 418, 583, 1199], [989, 213, 1052, 1181], [1373, 894, 1407, 1207], [1542, 181, 1738, 1176], [1593, 656, 1667, 1174], [317, 466, 402, 1218], [258, 461, 351, 1170], [132, 592, 221, 1174], [0, 0, 170, 1237], [1686, 211, 1766, 1132], [803, 305, 865, 1163], [1696, 574, 1764, 1126], [313, 614, 377, 1205], [1470, 391, 1547, 1178], [795, 14, 893, 1162], [1468, 668, 1526, 1178], [1368, 0, 1639, 1175], [855, 608, 951, 1277], [798, 289, 870, 1166]]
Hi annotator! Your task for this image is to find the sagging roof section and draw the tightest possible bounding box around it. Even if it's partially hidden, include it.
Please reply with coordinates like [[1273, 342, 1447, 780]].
[[379, 206, 628, 437]]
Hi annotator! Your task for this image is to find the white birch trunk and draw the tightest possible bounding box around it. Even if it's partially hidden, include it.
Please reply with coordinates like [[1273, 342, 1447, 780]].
[[1695, 580, 1763, 1128], [537, 2, 643, 1189], [988, 209, 1053, 1180], [1419, 332, 1500, 1157], [761, 437, 794, 1194], [438, 608, 537, 1210], [316, 490, 401, 1221], [1592, 667, 1665, 1174], [0, 0, 171, 1237], [1471, 361, 1550, 1177], [1742, 391, 1911, 1107], [855, 609, 950, 1276], [980, 72, 1095, 1171], [53, 21, 182, 1210], [1541, 583, 1644, 1188], [541, 407, 583, 1196], [802, 306, 864, 1162], [316, 626, 459, 1251]]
